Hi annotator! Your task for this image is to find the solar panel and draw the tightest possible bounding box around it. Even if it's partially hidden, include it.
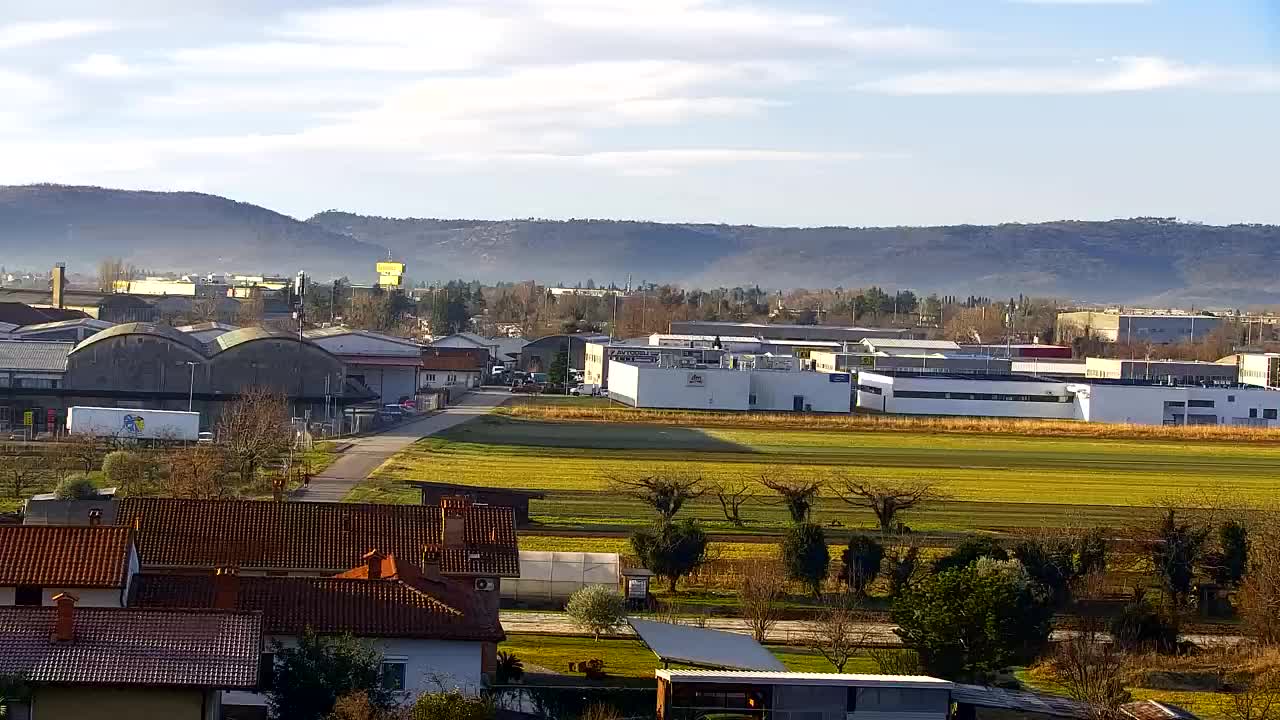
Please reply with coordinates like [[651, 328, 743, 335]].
[[628, 618, 787, 672]]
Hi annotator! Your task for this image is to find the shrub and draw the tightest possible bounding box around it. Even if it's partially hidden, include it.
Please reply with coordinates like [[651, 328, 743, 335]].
[[54, 474, 98, 501], [101, 450, 150, 493], [565, 585, 626, 641], [409, 689, 493, 720], [781, 522, 829, 599], [631, 519, 709, 593], [495, 651, 524, 684], [1109, 597, 1179, 654], [933, 535, 1006, 574], [840, 535, 884, 596]]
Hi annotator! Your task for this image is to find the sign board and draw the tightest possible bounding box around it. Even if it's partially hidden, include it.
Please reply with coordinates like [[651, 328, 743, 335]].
[[23, 411, 33, 427], [686, 372, 706, 387], [858, 355, 876, 367], [829, 373, 851, 383], [613, 349, 659, 364]]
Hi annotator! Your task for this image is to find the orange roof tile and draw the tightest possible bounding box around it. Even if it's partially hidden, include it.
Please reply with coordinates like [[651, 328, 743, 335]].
[[0, 526, 133, 588], [116, 497, 518, 577], [0, 606, 261, 688]]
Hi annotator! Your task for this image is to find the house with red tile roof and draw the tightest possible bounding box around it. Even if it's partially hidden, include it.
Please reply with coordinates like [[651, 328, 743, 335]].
[[0, 524, 139, 608], [133, 550, 503, 713], [0, 594, 262, 720]]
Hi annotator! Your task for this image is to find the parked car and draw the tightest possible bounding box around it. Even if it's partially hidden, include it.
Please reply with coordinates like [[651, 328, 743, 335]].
[[569, 383, 600, 396], [197, 431, 215, 444], [510, 383, 540, 394]]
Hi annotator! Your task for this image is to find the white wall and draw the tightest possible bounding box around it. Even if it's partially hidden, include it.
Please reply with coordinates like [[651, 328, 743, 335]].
[[609, 361, 750, 410], [856, 373, 1076, 420], [0, 586, 125, 607], [749, 371, 851, 413], [1076, 384, 1280, 426], [223, 636, 484, 710], [349, 364, 419, 404]]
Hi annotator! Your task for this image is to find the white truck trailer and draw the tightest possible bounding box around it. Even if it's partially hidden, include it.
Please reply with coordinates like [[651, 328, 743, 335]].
[[66, 406, 200, 442]]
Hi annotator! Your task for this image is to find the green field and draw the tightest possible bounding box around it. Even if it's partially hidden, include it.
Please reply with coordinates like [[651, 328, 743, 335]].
[[498, 633, 877, 678], [349, 414, 1280, 534]]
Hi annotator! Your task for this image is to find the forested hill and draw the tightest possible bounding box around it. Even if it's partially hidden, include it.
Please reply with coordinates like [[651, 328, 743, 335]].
[[308, 212, 1280, 305], [3, 185, 1277, 305]]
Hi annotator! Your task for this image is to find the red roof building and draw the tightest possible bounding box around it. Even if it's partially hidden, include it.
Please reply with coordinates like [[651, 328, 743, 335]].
[[0, 525, 138, 607]]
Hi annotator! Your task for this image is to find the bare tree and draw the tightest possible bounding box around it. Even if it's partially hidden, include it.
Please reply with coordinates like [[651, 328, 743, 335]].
[[1225, 672, 1280, 720], [710, 479, 750, 528], [61, 433, 105, 474], [217, 386, 293, 488], [758, 468, 821, 524], [1240, 511, 1280, 644], [807, 594, 870, 673], [1, 450, 50, 498], [1051, 616, 1131, 719], [868, 648, 922, 675], [740, 563, 787, 643], [834, 476, 940, 534], [608, 471, 704, 521], [160, 445, 233, 499]]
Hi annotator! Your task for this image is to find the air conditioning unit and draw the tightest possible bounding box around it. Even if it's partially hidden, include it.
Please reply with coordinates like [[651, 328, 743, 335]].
[[474, 578, 497, 592]]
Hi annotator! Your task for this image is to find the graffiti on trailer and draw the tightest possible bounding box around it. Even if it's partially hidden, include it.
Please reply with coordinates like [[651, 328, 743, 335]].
[[122, 414, 146, 434]]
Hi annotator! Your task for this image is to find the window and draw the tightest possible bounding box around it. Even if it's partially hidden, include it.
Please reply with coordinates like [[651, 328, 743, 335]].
[[749, 394, 757, 405], [1229, 395, 1236, 402], [1188, 399, 1215, 408], [856, 384, 882, 396], [1251, 409, 1259, 419], [1266, 409, 1278, 420], [381, 661, 406, 691], [15, 585, 41, 606], [423, 374, 436, 382], [258, 652, 276, 690]]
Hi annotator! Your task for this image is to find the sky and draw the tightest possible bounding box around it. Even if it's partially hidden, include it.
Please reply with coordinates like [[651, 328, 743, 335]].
[[1, 0, 1278, 227]]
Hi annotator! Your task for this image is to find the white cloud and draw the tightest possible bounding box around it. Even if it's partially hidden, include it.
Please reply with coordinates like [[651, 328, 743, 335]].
[[68, 53, 134, 78], [858, 56, 1280, 95], [0, 20, 112, 50]]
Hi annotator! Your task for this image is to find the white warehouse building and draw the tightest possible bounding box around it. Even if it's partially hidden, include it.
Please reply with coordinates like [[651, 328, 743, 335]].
[[608, 359, 851, 413], [856, 370, 1280, 426]]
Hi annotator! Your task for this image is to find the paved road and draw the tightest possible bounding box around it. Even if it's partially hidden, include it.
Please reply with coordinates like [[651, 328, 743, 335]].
[[498, 611, 1242, 648], [295, 391, 508, 502]]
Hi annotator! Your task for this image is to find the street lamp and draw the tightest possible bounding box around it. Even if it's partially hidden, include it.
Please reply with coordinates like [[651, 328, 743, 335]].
[[185, 361, 198, 412]]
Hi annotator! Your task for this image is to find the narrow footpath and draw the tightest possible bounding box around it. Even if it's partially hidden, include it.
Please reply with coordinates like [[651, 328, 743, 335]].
[[294, 390, 508, 502]]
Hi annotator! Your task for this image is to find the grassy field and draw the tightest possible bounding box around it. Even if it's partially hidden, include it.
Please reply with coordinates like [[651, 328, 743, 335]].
[[498, 633, 878, 677], [350, 413, 1280, 534]]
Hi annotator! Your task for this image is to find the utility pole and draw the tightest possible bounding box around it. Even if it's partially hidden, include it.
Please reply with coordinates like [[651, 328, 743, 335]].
[[186, 361, 198, 412]]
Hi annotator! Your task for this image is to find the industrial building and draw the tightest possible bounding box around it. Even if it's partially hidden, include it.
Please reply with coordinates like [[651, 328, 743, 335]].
[[304, 327, 425, 405], [1084, 358, 1238, 385], [608, 359, 852, 413], [1056, 311, 1222, 344], [669, 321, 917, 344], [860, 338, 961, 355], [855, 370, 1280, 426], [584, 342, 725, 387], [1238, 353, 1280, 390], [518, 333, 610, 373], [810, 350, 1012, 376], [959, 344, 1073, 359]]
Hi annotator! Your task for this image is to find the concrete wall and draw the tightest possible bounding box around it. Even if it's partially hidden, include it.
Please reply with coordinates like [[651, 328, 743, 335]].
[[32, 686, 208, 720], [608, 361, 750, 410], [749, 371, 851, 413]]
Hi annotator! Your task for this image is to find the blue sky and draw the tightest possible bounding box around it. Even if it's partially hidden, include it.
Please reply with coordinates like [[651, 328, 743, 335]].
[[1, 0, 1277, 226]]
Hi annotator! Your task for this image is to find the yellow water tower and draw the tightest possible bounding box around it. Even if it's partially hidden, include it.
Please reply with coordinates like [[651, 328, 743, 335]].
[[376, 259, 406, 290]]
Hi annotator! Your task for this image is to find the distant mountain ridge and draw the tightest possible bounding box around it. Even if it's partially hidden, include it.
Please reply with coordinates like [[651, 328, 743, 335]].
[[3, 184, 1278, 305]]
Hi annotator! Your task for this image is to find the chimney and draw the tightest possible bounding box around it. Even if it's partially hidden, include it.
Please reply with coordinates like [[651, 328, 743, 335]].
[[53, 592, 77, 642], [362, 549, 383, 579], [214, 567, 240, 610], [87, 508, 102, 527], [51, 263, 66, 309], [441, 496, 469, 548]]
